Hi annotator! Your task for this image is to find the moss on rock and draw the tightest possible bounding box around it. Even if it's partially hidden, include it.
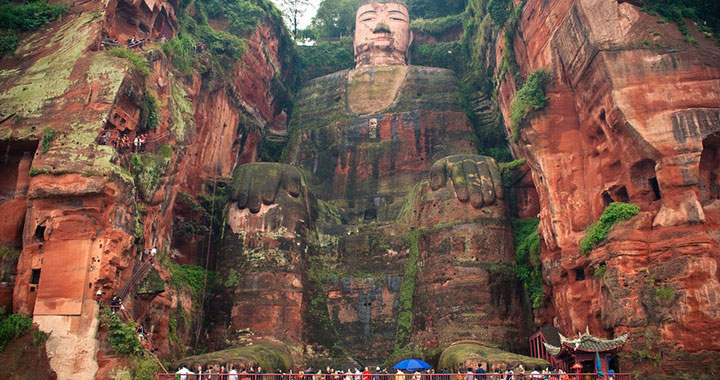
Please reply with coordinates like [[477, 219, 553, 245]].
[[174, 342, 294, 371], [438, 342, 548, 370], [130, 145, 173, 202]]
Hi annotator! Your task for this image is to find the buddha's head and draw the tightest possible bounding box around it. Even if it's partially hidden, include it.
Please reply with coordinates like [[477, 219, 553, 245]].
[[353, 0, 413, 67]]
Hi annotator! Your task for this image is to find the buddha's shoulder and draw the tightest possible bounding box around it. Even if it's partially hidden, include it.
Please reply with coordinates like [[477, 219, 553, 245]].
[[301, 70, 350, 92]]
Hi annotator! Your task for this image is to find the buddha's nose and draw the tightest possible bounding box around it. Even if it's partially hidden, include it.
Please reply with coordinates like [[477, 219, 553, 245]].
[[373, 22, 391, 34]]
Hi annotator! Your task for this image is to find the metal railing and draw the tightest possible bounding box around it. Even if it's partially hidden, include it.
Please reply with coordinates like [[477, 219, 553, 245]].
[[157, 372, 631, 380]]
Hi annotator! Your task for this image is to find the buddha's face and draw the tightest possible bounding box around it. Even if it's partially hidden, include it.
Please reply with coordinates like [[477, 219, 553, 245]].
[[354, 2, 413, 67]]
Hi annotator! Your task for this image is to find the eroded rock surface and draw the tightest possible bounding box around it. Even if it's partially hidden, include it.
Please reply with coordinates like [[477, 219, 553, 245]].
[[499, 0, 720, 374]]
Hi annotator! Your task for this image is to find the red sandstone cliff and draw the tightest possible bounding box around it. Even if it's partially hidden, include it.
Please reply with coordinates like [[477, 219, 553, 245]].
[[0, 0, 295, 377], [498, 0, 720, 375]]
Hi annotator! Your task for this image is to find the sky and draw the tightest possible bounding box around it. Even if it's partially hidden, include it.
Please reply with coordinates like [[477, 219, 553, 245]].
[[270, 0, 323, 30]]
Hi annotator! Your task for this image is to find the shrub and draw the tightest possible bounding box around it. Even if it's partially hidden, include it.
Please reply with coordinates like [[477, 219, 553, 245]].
[[169, 263, 215, 302], [655, 285, 676, 304], [0, 246, 20, 260], [594, 264, 607, 278], [0, 314, 33, 351], [499, 158, 526, 186], [107, 47, 151, 77], [130, 146, 173, 201], [100, 308, 143, 356], [0, 0, 68, 56], [407, 0, 465, 19], [162, 34, 194, 74], [142, 90, 159, 131], [163, 0, 298, 88], [580, 202, 640, 254], [224, 269, 241, 287], [411, 13, 463, 36], [40, 127, 56, 154], [486, 0, 511, 26], [411, 41, 463, 71], [297, 37, 354, 82], [509, 69, 551, 142], [513, 218, 543, 308], [643, 0, 720, 41]]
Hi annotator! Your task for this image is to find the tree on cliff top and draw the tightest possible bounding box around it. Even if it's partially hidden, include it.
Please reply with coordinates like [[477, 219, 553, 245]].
[[278, 0, 312, 38], [643, 0, 720, 40], [306, 0, 360, 38], [306, 0, 467, 39]]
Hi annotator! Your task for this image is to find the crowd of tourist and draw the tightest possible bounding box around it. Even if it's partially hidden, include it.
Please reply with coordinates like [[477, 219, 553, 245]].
[[100, 132, 148, 154], [170, 365, 598, 380], [100, 36, 148, 49]]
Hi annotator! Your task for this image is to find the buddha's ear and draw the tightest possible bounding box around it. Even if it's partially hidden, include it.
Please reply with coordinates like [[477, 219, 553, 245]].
[[407, 31, 414, 64]]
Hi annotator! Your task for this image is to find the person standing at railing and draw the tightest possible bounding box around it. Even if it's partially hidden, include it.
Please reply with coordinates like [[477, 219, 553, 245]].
[[474, 364, 486, 379], [229, 366, 239, 380], [465, 368, 474, 380], [362, 367, 372, 380]]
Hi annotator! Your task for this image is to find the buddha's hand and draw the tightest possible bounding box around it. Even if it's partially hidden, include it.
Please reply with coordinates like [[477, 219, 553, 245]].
[[430, 154, 503, 208], [230, 163, 305, 213]]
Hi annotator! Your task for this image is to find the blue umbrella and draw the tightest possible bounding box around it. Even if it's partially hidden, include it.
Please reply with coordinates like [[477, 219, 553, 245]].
[[393, 359, 432, 371]]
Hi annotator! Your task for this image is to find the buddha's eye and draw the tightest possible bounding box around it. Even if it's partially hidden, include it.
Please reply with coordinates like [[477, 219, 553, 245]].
[[362, 17, 374, 22], [390, 17, 405, 21]]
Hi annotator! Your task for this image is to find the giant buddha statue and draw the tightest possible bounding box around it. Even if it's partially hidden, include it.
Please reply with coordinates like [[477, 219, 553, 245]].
[[209, 0, 527, 361]]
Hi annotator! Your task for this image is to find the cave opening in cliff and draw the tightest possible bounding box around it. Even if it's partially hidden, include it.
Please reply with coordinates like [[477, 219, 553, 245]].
[[602, 185, 630, 207], [649, 177, 661, 200], [152, 8, 175, 40], [30, 268, 40, 285], [0, 139, 37, 196], [575, 268, 586, 281], [631, 159, 661, 203], [34, 225, 46, 242], [699, 133, 720, 203], [114, 0, 141, 37]]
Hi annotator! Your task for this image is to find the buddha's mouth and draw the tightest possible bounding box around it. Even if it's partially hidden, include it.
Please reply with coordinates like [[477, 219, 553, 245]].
[[370, 36, 393, 45]]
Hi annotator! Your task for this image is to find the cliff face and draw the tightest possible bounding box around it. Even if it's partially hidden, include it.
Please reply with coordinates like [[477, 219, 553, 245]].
[[499, 0, 720, 374], [0, 0, 294, 377]]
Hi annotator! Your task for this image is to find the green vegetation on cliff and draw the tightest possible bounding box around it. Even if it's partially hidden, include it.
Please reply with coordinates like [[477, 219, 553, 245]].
[[580, 202, 640, 254], [512, 218, 543, 308], [411, 13, 463, 36], [643, 0, 720, 42], [485, 0, 512, 26], [297, 37, 354, 81], [305, 255, 339, 349], [130, 144, 173, 202], [164, 0, 298, 90], [306, 0, 464, 39], [100, 308, 144, 356], [107, 47, 151, 77], [509, 69, 551, 142], [40, 127, 55, 154], [0, 0, 68, 56], [100, 309, 159, 379], [169, 263, 217, 303], [0, 313, 32, 352], [394, 228, 420, 353]]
